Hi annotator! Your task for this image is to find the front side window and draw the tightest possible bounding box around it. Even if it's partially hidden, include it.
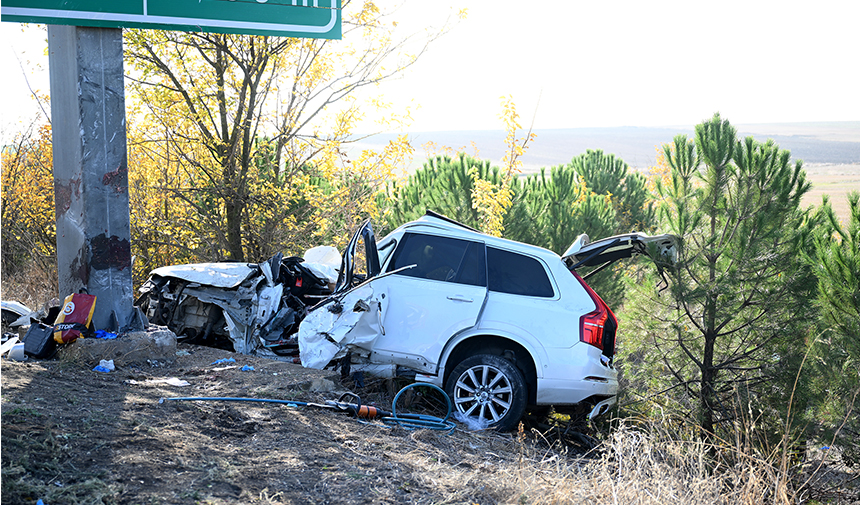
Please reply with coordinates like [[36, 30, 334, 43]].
[[487, 247, 554, 297], [388, 233, 485, 286], [377, 238, 397, 268]]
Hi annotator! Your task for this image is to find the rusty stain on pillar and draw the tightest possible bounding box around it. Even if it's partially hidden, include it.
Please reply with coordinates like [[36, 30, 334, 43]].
[[49, 25, 141, 331]]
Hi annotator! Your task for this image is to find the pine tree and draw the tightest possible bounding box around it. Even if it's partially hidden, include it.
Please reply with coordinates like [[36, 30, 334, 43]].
[[804, 192, 860, 466], [381, 153, 496, 232], [569, 149, 656, 235], [620, 113, 814, 449]]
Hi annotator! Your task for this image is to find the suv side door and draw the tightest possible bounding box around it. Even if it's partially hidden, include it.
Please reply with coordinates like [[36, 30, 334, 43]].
[[478, 245, 560, 350], [368, 232, 487, 372]]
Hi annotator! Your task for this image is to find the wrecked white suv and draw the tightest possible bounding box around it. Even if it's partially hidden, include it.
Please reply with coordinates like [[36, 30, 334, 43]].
[[298, 212, 677, 430], [138, 211, 676, 430]]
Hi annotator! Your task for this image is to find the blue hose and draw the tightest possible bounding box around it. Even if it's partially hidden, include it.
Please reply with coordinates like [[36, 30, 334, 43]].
[[158, 382, 457, 434], [381, 382, 456, 433]]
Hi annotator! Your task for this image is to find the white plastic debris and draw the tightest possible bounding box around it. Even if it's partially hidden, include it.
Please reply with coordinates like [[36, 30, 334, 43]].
[[9, 343, 26, 361], [303, 245, 341, 284], [304, 245, 341, 267], [127, 377, 191, 387], [1, 336, 20, 357]]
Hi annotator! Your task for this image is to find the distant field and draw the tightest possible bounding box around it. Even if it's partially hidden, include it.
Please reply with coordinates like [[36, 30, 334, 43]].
[[803, 163, 859, 224], [734, 122, 860, 143]]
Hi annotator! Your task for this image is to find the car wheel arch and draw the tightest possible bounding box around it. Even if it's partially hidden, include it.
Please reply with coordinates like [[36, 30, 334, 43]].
[[441, 334, 539, 406]]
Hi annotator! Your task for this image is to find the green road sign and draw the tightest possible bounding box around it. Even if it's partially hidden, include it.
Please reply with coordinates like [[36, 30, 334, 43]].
[[1, 0, 341, 39]]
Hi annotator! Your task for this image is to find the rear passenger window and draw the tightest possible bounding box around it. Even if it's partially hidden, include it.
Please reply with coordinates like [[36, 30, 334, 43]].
[[487, 247, 554, 297], [389, 233, 486, 286]]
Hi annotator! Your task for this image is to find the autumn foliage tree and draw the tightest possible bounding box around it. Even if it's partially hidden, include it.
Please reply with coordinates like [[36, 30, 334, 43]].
[[469, 96, 535, 237], [1, 122, 57, 285], [125, 0, 447, 265]]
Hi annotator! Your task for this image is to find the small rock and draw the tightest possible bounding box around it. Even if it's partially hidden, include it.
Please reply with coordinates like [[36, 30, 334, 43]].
[[308, 378, 335, 392], [59, 326, 177, 367]]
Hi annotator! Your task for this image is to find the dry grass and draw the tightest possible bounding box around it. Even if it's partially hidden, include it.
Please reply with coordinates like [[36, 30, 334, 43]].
[[496, 415, 859, 505], [4, 351, 858, 504], [502, 423, 734, 505], [358, 417, 828, 505], [0, 259, 57, 308]]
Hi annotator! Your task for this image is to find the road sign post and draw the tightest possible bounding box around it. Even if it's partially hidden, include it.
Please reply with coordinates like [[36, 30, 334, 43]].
[[48, 25, 141, 331]]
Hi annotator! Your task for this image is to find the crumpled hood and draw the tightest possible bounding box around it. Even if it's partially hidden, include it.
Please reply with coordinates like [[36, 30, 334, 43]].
[[149, 262, 258, 288]]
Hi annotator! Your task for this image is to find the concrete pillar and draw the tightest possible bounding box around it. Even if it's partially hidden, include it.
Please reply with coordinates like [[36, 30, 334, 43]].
[[48, 25, 141, 332]]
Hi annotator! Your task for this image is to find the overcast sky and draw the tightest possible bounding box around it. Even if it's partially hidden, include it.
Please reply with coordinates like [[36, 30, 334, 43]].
[[2, 0, 858, 135]]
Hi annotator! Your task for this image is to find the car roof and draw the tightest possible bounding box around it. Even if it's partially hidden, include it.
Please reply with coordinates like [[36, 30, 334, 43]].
[[393, 213, 563, 262]]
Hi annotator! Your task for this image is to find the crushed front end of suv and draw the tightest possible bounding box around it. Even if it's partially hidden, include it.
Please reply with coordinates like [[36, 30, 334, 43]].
[[137, 251, 338, 356]]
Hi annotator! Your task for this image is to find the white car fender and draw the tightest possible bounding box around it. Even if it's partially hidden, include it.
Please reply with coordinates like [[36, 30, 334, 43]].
[[298, 285, 381, 369], [434, 325, 549, 381], [1, 301, 38, 328]]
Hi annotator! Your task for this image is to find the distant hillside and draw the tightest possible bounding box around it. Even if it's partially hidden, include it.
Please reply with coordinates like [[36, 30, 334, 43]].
[[354, 122, 860, 173]]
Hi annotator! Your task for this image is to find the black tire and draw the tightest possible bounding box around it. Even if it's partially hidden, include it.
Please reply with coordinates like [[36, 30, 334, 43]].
[[445, 353, 527, 432]]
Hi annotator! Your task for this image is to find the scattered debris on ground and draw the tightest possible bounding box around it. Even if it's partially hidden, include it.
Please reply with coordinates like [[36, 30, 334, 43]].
[[1, 343, 573, 504]]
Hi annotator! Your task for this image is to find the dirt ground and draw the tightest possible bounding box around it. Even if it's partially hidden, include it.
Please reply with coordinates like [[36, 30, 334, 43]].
[[4, 343, 860, 505], [1, 341, 563, 505]]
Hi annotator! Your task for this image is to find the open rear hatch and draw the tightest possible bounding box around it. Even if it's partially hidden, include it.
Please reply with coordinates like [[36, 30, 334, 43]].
[[562, 232, 678, 278]]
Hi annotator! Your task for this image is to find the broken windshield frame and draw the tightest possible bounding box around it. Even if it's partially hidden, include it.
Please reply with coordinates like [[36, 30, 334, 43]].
[[334, 220, 381, 294]]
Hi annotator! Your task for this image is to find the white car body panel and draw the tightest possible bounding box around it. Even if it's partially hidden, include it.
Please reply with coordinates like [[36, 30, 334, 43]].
[[298, 286, 381, 368], [370, 274, 487, 372], [1, 300, 38, 327], [536, 344, 618, 404]]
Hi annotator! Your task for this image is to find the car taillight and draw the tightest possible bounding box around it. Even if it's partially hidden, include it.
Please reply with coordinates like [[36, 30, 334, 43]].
[[581, 307, 608, 350], [572, 271, 617, 357]]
